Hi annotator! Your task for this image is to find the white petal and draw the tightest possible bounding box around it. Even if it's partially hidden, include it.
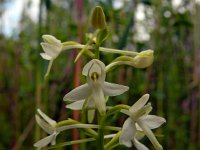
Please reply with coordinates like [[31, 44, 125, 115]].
[[42, 35, 61, 47], [63, 84, 91, 101], [143, 103, 152, 116], [119, 118, 136, 147], [34, 133, 56, 148], [129, 94, 149, 114], [137, 119, 163, 150], [37, 109, 57, 127], [50, 132, 59, 145], [41, 43, 61, 58], [40, 53, 52, 60], [82, 60, 95, 76], [95, 59, 106, 69], [136, 123, 143, 131], [86, 96, 95, 108], [88, 63, 102, 77], [66, 97, 96, 110], [97, 62, 106, 83], [87, 109, 95, 123], [133, 138, 149, 150], [66, 100, 85, 110], [82, 59, 105, 76], [85, 60, 106, 85], [35, 115, 54, 134], [103, 82, 129, 96], [141, 115, 166, 129], [92, 85, 106, 115], [135, 130, 145, 140]]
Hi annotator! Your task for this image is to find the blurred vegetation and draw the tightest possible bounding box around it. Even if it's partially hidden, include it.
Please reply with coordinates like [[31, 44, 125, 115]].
[[0, 0, 200, 149]]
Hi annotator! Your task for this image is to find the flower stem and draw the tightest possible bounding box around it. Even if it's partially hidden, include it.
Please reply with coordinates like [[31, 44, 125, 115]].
[[104, 131, 121, 150], [45, 138, 96, 149], [44, 60, 53, 80], [56, 120, 121, 131], [97, 114, 105, 150], [104, 126, 121, 131], [95, 43, 100, 59], [99, 47, 139, 56], [56, 120, 97, 137], [74, 30, 99, 62], [106, 104, 130, 116], [62, 44, 139, 56], [44, 134, 117, 150]]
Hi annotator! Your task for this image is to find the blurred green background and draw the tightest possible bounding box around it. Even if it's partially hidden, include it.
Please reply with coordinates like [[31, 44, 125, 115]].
[[0, 0, 200, 149]]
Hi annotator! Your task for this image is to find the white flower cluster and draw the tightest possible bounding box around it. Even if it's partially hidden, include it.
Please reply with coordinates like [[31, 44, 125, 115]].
[[36, 7, 165, 148], [35, 57, 165, 150]]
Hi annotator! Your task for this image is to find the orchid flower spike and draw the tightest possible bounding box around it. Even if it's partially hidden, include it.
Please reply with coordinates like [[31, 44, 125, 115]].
[[64, 59, 129, 115], [34, 109, 59, 149], [119, 94, 166, 150]]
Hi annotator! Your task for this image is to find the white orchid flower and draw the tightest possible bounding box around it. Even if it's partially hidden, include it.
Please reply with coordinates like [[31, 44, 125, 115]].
[[40, 35, 63, 60], [40, 35, 63, 79], [119, 94, 166, 150], [34, 109, 59, 149], [64, 59, 129, 115]]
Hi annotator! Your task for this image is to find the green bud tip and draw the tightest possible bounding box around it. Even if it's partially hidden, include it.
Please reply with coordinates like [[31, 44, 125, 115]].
[[91, 6, 107, 29]]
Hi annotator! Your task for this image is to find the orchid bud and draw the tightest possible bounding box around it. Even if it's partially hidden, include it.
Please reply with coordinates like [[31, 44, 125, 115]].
[[106, 50, 154, 72], [132, 50, 154, 68], [91, 6, 107, 29]]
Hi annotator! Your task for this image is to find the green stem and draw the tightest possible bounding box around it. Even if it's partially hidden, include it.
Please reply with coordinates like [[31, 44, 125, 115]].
[[43, 134, 117, 150], [74, 30, 99, 62], [44, 60, 53, 80], [80, 107, 86, 149], [104, 126, 121, 131], [56, 120, 97, 137], [95, 43, 100, 59], [106, 104, 130, 115], [44, 138, 96, 149], [56, 120, 121, 131], [56, 120, 121, 136], [97, 114, 105, 150], [99, 47, 139, 56], [106, 143, 120, 150], [104, 131, 121, 150], [105, 61, 124, 73], [62, 44, 139, 56]]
